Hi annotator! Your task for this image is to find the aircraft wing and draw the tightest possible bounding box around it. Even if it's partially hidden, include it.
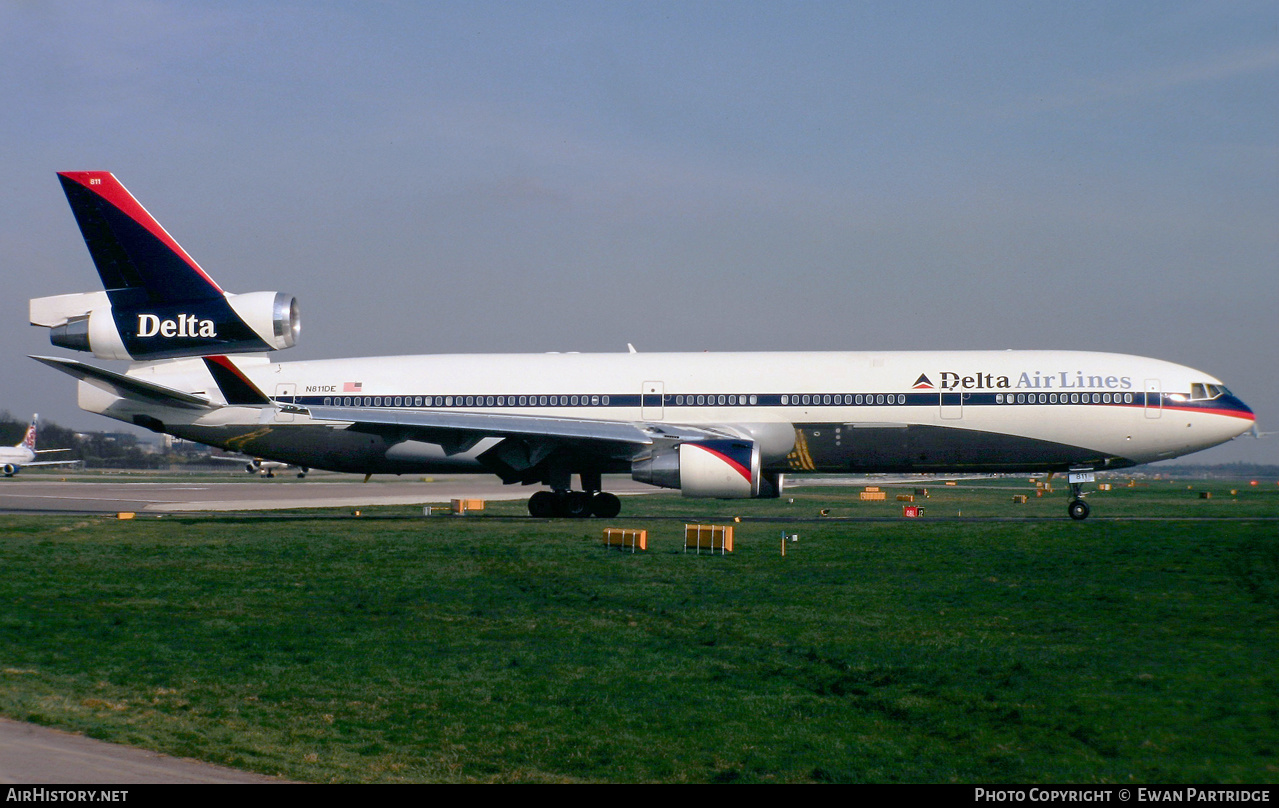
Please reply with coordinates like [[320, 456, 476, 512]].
[[303, 404, 731, 455], [193, 355, 732, 452], [31, 356, 214, 410], [18, 459, 83, 469]]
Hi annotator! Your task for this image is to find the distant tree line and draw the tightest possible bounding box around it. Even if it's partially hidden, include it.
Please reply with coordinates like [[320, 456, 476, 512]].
[[0, 411, 176, 470], [1140, 462, 1279, 480]]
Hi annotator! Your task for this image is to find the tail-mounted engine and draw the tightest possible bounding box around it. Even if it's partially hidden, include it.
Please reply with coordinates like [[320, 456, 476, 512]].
[[632, 439, 782, 498], [30, 289, 300, 361]]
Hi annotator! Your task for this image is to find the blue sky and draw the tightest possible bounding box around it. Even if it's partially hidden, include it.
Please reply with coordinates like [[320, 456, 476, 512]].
[[3, 1, 1275, 464]]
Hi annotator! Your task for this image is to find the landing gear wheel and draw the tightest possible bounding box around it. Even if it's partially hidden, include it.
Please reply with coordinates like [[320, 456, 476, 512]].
[[563, 491, 594, 518], [528, 490, 558, 518], [1068, 499, 1090, 521], [529, 490, 620, 518], [591, 492, 621, 518]]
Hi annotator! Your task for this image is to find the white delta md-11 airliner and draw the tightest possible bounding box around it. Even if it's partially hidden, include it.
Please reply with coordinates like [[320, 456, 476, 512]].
[[30, 172, 1256, 519]]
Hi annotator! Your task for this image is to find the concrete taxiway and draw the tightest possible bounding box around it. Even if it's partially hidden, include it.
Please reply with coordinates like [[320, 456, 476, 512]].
[[0, 472, 664, 515], [0, 719, 286, 784]]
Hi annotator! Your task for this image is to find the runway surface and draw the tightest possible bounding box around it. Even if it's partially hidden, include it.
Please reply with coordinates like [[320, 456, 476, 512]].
[[0, 472, 661, 515], [0, 718, 286, 784]]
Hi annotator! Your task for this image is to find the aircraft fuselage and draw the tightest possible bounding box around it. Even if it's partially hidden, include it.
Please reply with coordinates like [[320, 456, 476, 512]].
[[85, 348, 1254, 477]]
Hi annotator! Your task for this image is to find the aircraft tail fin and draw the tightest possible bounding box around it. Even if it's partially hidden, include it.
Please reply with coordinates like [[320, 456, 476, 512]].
[[57, 172, 224, 307], [18, 416, 37, 451], [31, 173, 299, 362]]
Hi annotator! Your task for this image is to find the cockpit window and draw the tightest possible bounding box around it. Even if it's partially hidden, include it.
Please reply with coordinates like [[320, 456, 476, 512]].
[[1189, 383, 1227, 401]]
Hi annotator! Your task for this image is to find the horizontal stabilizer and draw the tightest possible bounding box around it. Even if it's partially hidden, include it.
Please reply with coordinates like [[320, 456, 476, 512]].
[[29, 291, 111, 328], [30, 355, 213, 410]]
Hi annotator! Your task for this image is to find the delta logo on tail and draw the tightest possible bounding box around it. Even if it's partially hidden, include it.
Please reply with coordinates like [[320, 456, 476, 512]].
[[137, 313, 218, 339], [912, 374, 935, 390]]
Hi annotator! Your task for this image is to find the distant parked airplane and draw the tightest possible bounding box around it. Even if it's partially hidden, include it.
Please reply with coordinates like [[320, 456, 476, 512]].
[[210, 454, 308, 478], [0, 415, 81, 477]]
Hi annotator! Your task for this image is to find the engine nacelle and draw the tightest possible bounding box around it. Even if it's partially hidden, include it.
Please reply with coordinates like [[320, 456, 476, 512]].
[[2, 464, 18, 477], [226, 291, 301, 352], [632, 439, 765, 498], [33, 290, 299, 361]]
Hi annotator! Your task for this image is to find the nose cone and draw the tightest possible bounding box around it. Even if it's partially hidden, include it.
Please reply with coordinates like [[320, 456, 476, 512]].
[[1217, 392, 1256, 441], [1170, 387, 1257, 461]]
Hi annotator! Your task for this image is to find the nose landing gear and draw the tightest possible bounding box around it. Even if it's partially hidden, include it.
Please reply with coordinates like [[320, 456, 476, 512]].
[[1067, 498, 1090, 521], [1067, 469, 1094, 520]]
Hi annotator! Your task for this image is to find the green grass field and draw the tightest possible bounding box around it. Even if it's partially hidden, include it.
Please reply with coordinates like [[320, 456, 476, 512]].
[[0, 478, 1275, 782]]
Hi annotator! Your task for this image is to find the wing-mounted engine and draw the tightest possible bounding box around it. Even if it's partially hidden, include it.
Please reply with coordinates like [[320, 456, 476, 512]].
[[31, 289, 300, 361], [632, 438, 782, 498], [30, 171, 300, 361]]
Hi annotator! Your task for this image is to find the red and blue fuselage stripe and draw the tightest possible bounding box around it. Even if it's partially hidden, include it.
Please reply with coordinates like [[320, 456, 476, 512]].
[[281, 390, 1254, 421]]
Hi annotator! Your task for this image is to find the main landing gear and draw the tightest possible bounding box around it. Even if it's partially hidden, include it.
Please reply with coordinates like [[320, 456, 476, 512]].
[[527, 490, 622, 519]]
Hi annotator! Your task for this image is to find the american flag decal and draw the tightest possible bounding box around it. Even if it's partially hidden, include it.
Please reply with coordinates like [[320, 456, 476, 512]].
[[343, 382, 363, 392]]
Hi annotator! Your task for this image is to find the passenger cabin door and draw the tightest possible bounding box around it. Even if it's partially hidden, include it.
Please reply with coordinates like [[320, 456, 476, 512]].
[[274, 383, 297, 422], [641, 381, 665, 421], [1144, 379, 1162, 419], [939, 390, 964, 420]]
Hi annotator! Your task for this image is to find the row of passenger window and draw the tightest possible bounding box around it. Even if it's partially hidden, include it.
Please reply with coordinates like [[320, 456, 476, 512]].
[[317, 391, 1143, 409], [322, 394, 612, 408], [779, 393, 905, 406], [671, 394, 758, 406], [997, 392, 1135, 405], [318, 393, 911, 408]]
